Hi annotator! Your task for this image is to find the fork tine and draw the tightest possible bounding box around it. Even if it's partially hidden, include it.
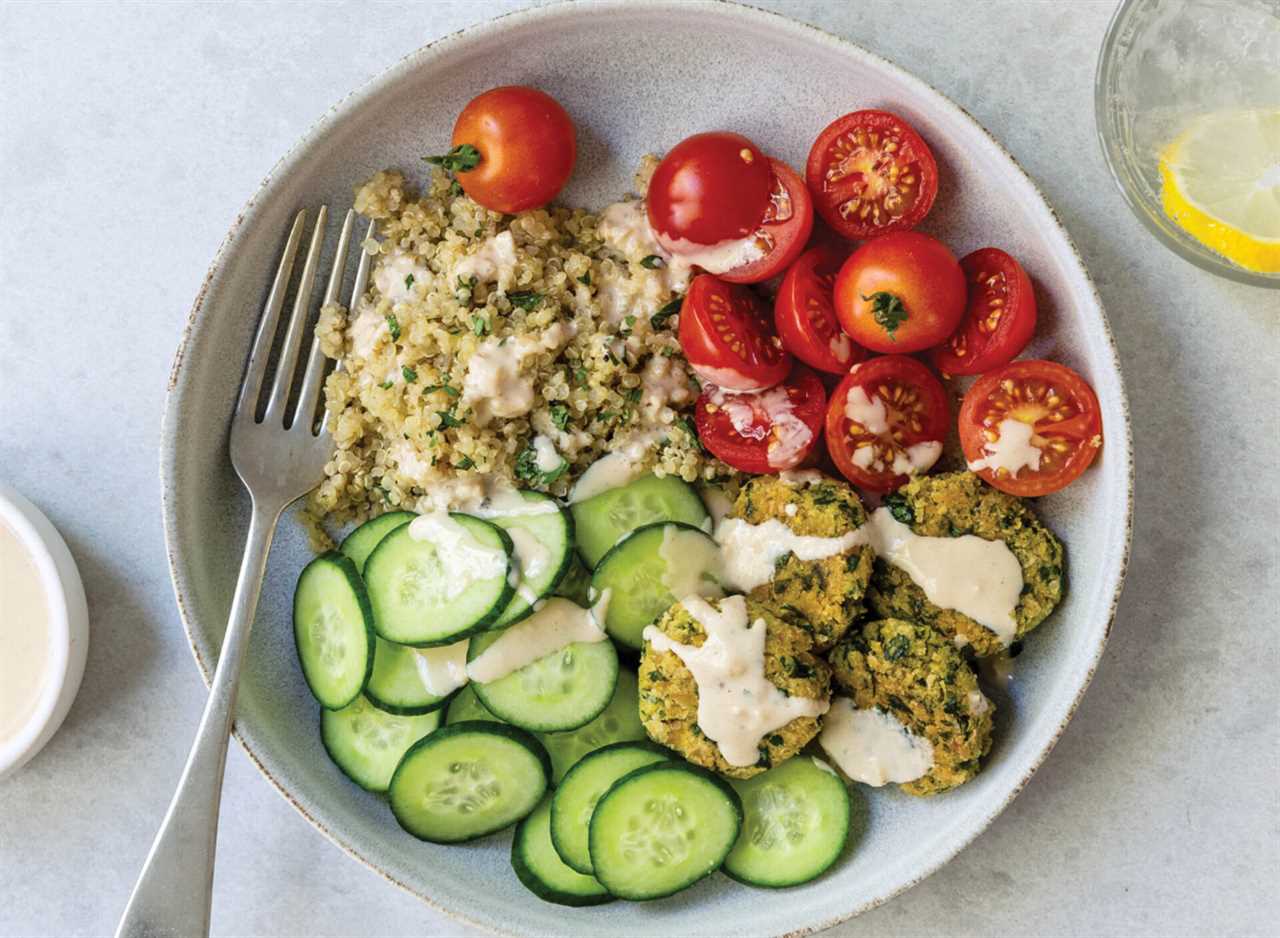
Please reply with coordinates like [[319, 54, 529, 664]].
[[292, 208, 356, 432], [235, 209, 307, 418], [265, 205, 328, 424], [320, 218, 377, 433]]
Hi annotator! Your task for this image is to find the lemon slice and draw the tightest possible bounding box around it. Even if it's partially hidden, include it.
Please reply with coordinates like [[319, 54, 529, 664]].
[[1158, 109, 1280, 274]]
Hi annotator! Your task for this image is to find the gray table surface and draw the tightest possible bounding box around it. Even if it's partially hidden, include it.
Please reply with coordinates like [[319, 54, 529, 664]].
[[2, 1, 1276, 936]]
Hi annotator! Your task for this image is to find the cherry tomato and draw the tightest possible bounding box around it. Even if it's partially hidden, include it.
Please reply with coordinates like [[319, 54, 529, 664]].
[[959, 360, 1102, 497], [826, 355, 949, 492], [932, 248, 1037, 376], [678, 274, 792, 391], [447, 86, 576, 213], [647, 132, 773, 249], [720, 159, 814, 285], [806, 109, 939, 240], [775, 246, 868, 374], [834, 231, 966, 354], [695, 365, 827, 473]]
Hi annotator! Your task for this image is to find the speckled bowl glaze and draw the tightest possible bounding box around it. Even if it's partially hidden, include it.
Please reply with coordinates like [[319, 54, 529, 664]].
[[160, 2, 1133, 935]]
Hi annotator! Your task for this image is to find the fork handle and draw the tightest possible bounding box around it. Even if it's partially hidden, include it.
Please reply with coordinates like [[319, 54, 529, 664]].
[[116, 500, 281, 938]]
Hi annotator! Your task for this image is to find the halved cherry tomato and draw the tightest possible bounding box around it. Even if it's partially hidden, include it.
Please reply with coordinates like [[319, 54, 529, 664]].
[[932, 248, 1037, 376], [679, 274, 792, 391], [959, 360, 1102, 497], [648, 132, 773, 250], [834, 231, 966, 354], [775, 246, 868, 374], [826, 355, 949, 492], [446, 86, 576, 213], [720, 159, 814, 284], [806, 109, 939, 240], [695, 365, 826, 473]]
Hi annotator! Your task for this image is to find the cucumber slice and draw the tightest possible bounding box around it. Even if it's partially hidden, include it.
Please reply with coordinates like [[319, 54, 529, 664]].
[[293, 552, 375, 709], [591, 522, 723, 650], [481, 491, 573, 629], [366, 637, 467, 715], [539, 668, 646, 783], [339, 511, 415, 572], [553, 553, 592, 606], [512, 796, 614, 907], [320, 695, 440, 792], [551, 741, 672, 874], [723, 756, 851, 888], [388, 721, 550, 843], [570, 473, 709, 568], [364, 514, 513, 646], [469, 616, 619, 733], [445, 683, 502, 725], [589, 761, 742, 901]]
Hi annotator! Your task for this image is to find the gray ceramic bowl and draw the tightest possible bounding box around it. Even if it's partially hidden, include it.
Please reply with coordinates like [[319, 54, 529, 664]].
[[161, 2, 1133, 935]]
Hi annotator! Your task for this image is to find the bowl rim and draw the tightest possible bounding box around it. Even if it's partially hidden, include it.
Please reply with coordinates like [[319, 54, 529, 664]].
[[1093, 0, 1280, 290], [159, 1, 1135, 934], [0, 483, 89, 777]]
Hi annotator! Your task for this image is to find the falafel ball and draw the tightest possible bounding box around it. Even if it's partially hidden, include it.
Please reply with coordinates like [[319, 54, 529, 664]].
[[829, 617, 994, 796], [727, 473, 875, 652], [870, 471, 1065, 656], [639, 595, 831, 779]]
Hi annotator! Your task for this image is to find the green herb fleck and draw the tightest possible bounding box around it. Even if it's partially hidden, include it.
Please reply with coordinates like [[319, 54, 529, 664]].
[[401, 366, 417, 383], [379, 379, 395, 390], [449, 179, 464, 199], [514, 446, 568, 487], [437, 409, 463, 429], [862, 291, 908, 338], [471, 315, 488, 337], [884, 492, 914, 525], [507, 291, 543, 312], [385, 313, 401, 342], [650, 296, 682, 330], [403, 273, 415, 291], [423, 143, 481, 173], [574, 366, 589, 388], [455, 455, 475, 470], [640, 254, 664, 269], [577, 272, 592, 286], [550, 403, 570, 431], [884, 634, 911, 662], [423, 383, 460, 398], [457, 274, 478, 291]]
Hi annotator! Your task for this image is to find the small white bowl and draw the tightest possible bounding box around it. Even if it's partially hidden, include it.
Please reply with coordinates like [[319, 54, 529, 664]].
[[0, 483, 89, 779]]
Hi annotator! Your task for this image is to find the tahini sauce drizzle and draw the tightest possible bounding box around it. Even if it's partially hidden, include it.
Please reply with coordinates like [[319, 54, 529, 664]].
[[642, 595, 828, 767], [467, 595, 609, 684], [818, 698, 934, 786]]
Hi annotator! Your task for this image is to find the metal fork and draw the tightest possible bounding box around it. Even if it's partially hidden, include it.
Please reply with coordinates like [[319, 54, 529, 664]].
[[117, 207, 374, 938]]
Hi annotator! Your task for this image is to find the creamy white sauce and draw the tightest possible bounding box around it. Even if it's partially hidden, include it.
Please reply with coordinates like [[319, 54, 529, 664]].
[[597, 200, 693, 292], [856, 509, 1023, 646], [392, 441, 433, 485], [506, 526, 552, 605], [692, 363, 760, 391], [844, 385, 890, 434], [699, 486, 735, 528], [372, 249, 430, 305], [0, 519, 52, 746], [639, 354, 693, 427], [966, 418, 1043, 478], [470, 489, 561, 519], [453, 231, 518, 291], [568, 430, 667, 503], [531, 434, 563, 474], [462, 324, 575, 425], [828, 333, 854, 363], [643, 595, 828, 767], [706, 386, 813, 469], [658, 525, 724, 601], [659, 232, 766, 275], [408, 639, 470, 697], [843, 386, 941, 477], [890, 441, 943, 476], [415, 472, 501, 514], [819, 698, 934, 787], [715, 517, 864, 593], [967, 689, 991, 716], [467, 595, 608, 684], [348, 302, 387, 359], [406, 512, 508, 599], [778, 469, 826, 487]]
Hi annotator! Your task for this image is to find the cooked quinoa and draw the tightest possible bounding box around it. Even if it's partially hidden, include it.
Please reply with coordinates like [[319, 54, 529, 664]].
[[868, 471, 1066, 656], [304, 160, 733, 546], [829, 617, 994, 796], [728, 473, 874, 652]]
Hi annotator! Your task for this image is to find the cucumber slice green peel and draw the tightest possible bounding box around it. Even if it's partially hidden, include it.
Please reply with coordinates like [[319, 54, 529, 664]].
[[339, 511, 415, 573], [570, 473, 709, 568], [723, 756, 852, 888], [293, 551, 375, 710], [320, 695, 440, 793], [388, 721, 550, 844], [588, 761, 743, 900], [539, 668, 646, 783], [484, 492, 574, 629], [511, 796, 614, 907]]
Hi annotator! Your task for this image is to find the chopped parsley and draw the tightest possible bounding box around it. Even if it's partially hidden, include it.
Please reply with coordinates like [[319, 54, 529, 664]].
[[437, 409, 464, 429], [403, 273, 415, 290], [423, 143, 481, 173], [449, 179, 464, 199], [574, 366, 589, 388], [863, 291, 908, 338], [455, 455, 475, 470], [457, 274, 478, 291], [650, 296, 682, 330], [471, 315, 489, 336], [385, 313, 401, 342], [884, 492, 914, 525], [514, 445, 568, 487], [640, 254, 664, 269], [378, 379, 395, 390], [550, 403, 571, 431], [507, 290, 543, 311], [422, 383, 460, 397], [577, 272, 591, 286], [401, 365, 417, 382]]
